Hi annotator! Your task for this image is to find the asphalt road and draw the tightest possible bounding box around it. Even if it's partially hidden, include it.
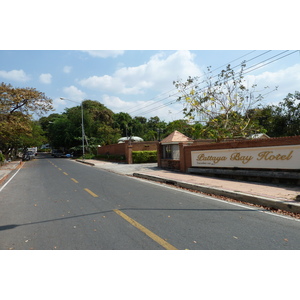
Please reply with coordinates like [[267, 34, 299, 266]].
[[1, 153, 300, 250]]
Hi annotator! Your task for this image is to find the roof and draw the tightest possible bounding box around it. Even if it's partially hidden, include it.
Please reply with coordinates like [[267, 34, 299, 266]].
[[248, 133, 270, 139], [160, 130, 193, 145], [118, 136, 144, 143]]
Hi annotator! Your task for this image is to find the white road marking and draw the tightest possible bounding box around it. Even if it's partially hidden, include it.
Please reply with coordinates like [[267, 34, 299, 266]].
[[0, 164, 23, 193]]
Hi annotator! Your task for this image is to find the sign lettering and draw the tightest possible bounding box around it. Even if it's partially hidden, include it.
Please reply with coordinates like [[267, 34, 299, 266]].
[[191, 145, 300, 169]]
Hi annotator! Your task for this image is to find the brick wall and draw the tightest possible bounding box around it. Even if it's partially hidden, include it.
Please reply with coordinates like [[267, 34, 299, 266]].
[[98, 141, 157, 155], [97, 143, 126, 156], [160, 159, 180, 170], [97, 141, 158, 164], [131, 142, 158, 152], [181, 136, 300, 172]]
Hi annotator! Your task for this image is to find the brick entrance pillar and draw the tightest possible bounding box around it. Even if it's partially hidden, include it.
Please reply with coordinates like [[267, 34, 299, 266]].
[[125, 141, 133, 164], [157, 142, 162, 168]]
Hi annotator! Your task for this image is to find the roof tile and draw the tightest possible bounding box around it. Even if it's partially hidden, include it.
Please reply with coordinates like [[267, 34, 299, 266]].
[[161, 130, 193, 144]]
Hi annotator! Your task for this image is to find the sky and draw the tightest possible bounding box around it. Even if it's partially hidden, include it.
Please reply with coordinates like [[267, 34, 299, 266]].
[[1, 1, 299, 124], [1, 50, 299, 122]]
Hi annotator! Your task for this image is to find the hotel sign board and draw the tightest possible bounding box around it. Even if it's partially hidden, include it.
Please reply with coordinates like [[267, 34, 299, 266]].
[[191, 145, 300, 169]]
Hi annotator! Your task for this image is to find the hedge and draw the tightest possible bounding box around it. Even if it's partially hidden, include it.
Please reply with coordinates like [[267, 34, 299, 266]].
[[132, 151, 157, 164], [95, 154, 126, 162]]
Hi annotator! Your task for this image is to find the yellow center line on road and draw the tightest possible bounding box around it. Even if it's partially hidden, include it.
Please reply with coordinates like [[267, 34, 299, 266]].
[[71, 178, 79, 183], [84, 188, 98, 197], [58, 168, 62, 171], [63, 172, 68, 175], [113, 209, 178, 250]]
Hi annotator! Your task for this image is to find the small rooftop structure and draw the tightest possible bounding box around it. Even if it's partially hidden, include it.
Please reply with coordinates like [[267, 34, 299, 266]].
[[160, 131, 193, 162], [118, 136, 144, 143], [248, 133, 270, 139], [160, 130, 193, 145]]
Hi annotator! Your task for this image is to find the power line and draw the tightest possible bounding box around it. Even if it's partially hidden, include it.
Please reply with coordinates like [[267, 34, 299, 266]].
[[134, 98, 177, 116], [243, 50, 298, 74], [124, 50, 260, 115], [125, 91, 178, 115], [126, 50, 299, 118], [130, 52, 266, 117], [166, 51, 299, 119], [130, 51, 276, 117]]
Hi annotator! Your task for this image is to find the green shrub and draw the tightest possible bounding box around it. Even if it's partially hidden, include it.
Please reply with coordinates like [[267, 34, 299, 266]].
[[0, 152, 5, 163], [132, 151, 157, 164], [82, 153, 95, 159], [95, 154, 125, 162]]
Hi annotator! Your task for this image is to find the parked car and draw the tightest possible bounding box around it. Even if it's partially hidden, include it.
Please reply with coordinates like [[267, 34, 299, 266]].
[[51, 149, 64, 158], [22, 153, 30, 161], [22, 151, 35, 161], [27, 151, 35, 159]]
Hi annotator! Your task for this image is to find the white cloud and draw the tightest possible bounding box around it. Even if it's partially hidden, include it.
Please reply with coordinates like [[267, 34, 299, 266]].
[[0, 69, 30, 82], [52, 97, 65, 111], [80, 75, 126, 93], [245, 63, 300, 104], [82, 50, 125, 58], [39, 73, 52, 84], [102, 94, 154, 113], [101, 94, 184, 122], [62, 85, 86, 102], [63, 66, 72, 73], [102, 95, 134, 112], [79, 50, 202, 95]]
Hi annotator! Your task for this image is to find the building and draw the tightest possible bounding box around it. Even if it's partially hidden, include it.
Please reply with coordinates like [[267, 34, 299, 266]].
[[158, 130, 193, 170]]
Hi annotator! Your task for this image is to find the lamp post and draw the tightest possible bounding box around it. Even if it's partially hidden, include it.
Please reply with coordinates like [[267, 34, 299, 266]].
[[60, 97, 85, 159]]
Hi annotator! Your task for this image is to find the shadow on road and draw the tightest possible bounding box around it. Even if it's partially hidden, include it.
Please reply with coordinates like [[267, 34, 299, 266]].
[[0, 206, 263, 231]]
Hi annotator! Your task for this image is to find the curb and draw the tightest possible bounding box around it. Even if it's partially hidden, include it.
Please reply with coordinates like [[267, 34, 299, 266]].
[[0, 161, 22, 185], [133, 173, 300, 214], [75, 159, 95, 166], [0, 174, 9, 185]]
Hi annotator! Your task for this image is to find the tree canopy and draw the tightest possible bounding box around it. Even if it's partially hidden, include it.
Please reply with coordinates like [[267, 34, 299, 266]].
[[252, 91, 300, 137], [0, 82, 53, 157], [173, 64, 271, 140], [1, 80, 299, 159]]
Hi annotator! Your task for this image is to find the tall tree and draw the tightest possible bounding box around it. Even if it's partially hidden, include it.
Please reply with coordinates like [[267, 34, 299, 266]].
[[18, 120, 47, 151], [0, 82, 53, 156], [43, 100, 121, 150], [145, 116, 167, 141], [173, 64, 271, 140], [253, 91, 300, 137], [46, 114, 73, 149], [0, 82, 53, 115], [113, 112, 133, 137], [276, 91, 300, 136], [132, 116, 147, 137], [165, 119, 192, 136]]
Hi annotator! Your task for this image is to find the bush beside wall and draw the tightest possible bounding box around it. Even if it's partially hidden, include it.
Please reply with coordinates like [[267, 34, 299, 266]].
[[132, 151, 157, 164], [95, 154, 126, 162]]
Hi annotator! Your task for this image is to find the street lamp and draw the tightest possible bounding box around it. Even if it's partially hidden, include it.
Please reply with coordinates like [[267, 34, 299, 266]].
[[60, 97, 85, 159]]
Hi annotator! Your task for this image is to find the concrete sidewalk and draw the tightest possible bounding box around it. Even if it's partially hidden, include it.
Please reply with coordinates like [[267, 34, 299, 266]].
[[0, 160, 22, 185], [77, 159, 300, 214]]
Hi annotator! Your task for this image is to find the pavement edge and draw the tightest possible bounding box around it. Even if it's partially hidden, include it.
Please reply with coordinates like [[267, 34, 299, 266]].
[[0, 161, 23, 185], [133, 172, 300, 214], [75, 159, 95, 166]]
